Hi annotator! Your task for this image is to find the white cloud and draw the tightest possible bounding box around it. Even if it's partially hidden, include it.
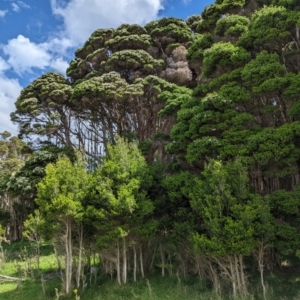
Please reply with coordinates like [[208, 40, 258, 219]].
[[17, 1, 30, 9], [0, 57, 10, 73], [0, 10, 8, 18], [0, 75, 22, 135], [12, 3, 20, 12], [1, 35, 69, 75], [51, 0, 164, 44], [51, 57, 69, 74], [2, 35, 51, 74]]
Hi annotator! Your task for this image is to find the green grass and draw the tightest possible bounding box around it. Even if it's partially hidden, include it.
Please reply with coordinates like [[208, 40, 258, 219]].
[[1, 241, 300, 300]]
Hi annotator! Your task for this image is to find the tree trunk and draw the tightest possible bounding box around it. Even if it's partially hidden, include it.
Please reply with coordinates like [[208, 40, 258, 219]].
[[133, 244, 137, 282], [140, 245, 145, 278], [116, 241, 121, 285], [122, 237, 127, 284], [160, 242, 165, 277], [254, 244, 267, 299], [65, 219, 73, 295], [76, 224, 83, 289]]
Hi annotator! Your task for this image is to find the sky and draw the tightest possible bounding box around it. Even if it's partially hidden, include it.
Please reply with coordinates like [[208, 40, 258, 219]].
[[0, 0, 213, 135]]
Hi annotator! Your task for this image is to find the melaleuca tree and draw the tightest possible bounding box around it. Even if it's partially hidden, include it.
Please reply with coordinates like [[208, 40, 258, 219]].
[[11, 72, 74, 147], [11, 18, 194, 163], [67, 19, 194, 161]]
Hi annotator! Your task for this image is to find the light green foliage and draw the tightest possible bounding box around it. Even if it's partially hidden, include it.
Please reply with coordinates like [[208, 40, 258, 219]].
[[23, 210, 44, 242], [190, 159, 260, 256], [85, 137, 156, 248], [215, 14, 250, 37], [238, 6, 294, 50], [197, 0, 246, 33], [202, 42, 250, 77], [35, 154, 89, 226]]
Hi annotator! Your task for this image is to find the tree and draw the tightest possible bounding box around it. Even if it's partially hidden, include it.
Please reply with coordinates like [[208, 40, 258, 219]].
[[11, 73, 74, 147], [35, 154, 90, 294], [0, 135, 32, 240], [85, 137, 156, 284], [189, 159, 263, 297]]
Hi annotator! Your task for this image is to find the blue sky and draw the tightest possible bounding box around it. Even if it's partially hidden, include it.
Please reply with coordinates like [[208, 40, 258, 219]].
[[0, 0, 213, 135]]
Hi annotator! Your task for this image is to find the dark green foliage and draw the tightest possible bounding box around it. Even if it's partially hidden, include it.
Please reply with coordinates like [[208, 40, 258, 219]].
[[7, 144, 74, 200]]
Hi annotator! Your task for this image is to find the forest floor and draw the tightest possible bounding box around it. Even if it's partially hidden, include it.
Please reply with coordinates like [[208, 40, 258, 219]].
[[0, 241, 300, 300]]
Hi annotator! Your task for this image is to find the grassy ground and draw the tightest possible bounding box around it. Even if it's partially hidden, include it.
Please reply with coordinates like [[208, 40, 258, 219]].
[[1, 241, 300, 300]]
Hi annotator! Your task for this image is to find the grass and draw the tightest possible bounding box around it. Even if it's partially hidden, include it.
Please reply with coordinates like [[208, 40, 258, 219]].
[[1, 241, 300, 299]]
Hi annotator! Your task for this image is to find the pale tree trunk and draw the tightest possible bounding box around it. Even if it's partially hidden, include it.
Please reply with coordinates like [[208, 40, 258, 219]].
[[213, 255, 248, 298], [65, 219, 73, 295], [139, 245, 144, 278], [116, 241, 121, 285], [76, 224, 84, 289], [133, 244, 137, 282], [206, 259, 221, 297], [254, 244, 267, 300], [122, 237, 127, 284]]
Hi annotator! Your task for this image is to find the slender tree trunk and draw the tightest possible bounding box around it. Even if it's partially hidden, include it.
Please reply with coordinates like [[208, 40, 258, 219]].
[[229, 257, 236, 298], [140, 245, 145, 278], [122, 237, 127, 284], [239, 255, 247, 297], [64, 219, 73, 295], [116, 241, 121, 285], [255, 244, 267, 299], [133, 244, 137, 282], [234, 255, 241, 296], [76, 224, 83, 289], [160, 242, 165, 277]]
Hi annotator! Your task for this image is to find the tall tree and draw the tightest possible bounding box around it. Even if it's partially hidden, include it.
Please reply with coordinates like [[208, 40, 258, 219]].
[[35, 154, 90, 294]]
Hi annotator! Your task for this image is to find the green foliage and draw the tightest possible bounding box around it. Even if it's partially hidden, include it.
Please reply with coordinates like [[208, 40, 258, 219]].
[[215, 14, 250, 37], [6, 2, 300, 298], [7, 144, 74, 200], [11, 72, 72, 142], [186, 33, 214, 62], [202, 42, 250, 77], [190, 159, 264, 256], [85, 137, 156, 247], [238, 6, 294, 50]]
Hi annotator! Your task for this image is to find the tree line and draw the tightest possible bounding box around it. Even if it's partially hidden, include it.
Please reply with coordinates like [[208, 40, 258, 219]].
[[1, 0, 300, 298]]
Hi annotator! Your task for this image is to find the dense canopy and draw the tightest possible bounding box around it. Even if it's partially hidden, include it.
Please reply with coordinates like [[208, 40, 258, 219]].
[[1, 0, 300, 298]]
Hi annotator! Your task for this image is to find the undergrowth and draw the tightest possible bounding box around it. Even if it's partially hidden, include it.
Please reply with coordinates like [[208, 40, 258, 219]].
[[1, 241, 300, 300]]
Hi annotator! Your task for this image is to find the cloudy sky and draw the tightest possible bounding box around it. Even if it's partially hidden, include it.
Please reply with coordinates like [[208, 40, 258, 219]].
[[0, 0, 213, 135]]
